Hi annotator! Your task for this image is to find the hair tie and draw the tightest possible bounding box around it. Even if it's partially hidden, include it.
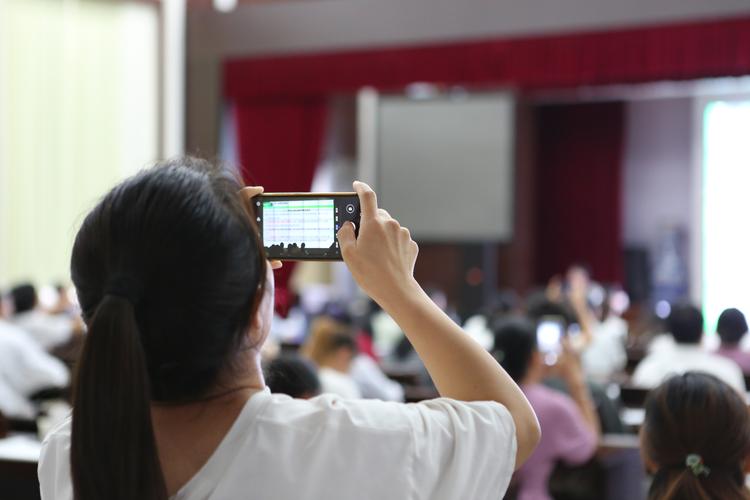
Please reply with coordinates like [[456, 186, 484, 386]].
[[686, 454, 711, 477], [105, 274, 141, 305]]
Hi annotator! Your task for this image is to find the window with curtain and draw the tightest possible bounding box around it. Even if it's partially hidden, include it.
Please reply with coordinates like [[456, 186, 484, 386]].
[[0, 0, 159, 288]]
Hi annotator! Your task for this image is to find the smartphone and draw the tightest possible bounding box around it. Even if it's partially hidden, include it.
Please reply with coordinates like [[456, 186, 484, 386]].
[[253, 193, 361, 261], [536, 316, 565, 366]]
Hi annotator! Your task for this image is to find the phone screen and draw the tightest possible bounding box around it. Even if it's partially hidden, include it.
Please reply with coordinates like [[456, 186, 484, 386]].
[[254, 193, 360, 261], [536, 316, 565, 365]]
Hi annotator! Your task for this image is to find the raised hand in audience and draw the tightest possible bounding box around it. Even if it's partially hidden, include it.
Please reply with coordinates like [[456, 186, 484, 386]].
[[555, 339, 601, 437]]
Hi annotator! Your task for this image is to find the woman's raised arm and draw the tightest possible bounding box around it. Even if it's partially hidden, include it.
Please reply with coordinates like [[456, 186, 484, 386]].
[[338, 181, 541, 467]]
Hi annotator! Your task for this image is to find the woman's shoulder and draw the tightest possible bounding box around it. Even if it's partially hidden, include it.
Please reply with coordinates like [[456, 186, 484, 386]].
[[260, 391, 416, 433], [260, 391, 513, 436]]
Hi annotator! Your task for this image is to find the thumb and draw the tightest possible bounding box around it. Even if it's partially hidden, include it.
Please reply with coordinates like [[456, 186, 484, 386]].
[[337, 221, 356, 258]]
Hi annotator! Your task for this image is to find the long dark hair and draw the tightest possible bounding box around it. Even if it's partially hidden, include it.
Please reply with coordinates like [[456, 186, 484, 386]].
[[643, 372, 750, 500], [70, 158, 266, 500]]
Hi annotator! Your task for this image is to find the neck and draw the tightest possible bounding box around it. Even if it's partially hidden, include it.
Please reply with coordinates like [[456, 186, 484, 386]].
[[151, 348, 266, 415]]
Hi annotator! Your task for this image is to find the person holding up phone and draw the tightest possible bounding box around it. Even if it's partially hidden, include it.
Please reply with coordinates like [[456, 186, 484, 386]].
[[493, 317, 599, 500], [38, 158, 539, 500]]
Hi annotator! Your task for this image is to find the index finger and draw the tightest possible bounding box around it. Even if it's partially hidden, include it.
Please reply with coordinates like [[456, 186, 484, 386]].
[[353, 180, 378, 219]]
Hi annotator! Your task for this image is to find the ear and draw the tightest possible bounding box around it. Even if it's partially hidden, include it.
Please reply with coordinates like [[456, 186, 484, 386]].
[[248, 263, 275, 347], [638, 428, 659, 474]]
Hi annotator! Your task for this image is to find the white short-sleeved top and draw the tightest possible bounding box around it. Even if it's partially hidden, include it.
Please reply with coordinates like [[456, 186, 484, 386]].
[[632, 344, 746, 393], [38, 389, 517, 500]]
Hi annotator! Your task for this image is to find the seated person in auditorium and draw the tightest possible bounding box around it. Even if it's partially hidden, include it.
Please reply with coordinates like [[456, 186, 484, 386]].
[[0, 294, 69, 419], [581, 286, 628, 382], [526, 295, 625, 434], [493, 318, 599, 500], [315, 306, 405, 401], [301, 317, 362, 398], [38, 159, 539, 500], [10, 283, 83, 350], [715, 308, 750, 374], [641, 372, 750, 500], [632, 304, 745, 392], [264, 355, 321, 399]]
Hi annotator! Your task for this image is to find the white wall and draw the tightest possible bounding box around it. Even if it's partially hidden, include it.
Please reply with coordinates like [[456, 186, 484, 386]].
[[623, 98, 693, 252], [622, 98, 694, 296], [189, 0, 750, 58]]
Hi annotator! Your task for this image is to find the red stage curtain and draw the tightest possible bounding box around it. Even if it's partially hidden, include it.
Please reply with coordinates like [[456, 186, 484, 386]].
[[235, 98, 328, 314], [535, 102, 624, 284]]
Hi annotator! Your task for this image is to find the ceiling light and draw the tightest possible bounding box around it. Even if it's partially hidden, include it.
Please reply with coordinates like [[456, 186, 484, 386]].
[[213, 0, 238, 13]]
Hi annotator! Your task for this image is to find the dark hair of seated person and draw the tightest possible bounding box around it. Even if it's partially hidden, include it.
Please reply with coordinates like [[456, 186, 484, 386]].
[[525, 293, 575, 328], [716, 308, 749, 346], [667, 304, 704, 344], [10, 283, 37, 314], [491, 317, 537, 383], [265, 355, 321, 399], [642, 372, 750, 500], [69, 158, 267, 500]]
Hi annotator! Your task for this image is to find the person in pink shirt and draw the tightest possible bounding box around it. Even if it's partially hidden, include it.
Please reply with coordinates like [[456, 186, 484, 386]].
[[493, 318, 600, 500], [715, 308, 750, 374]]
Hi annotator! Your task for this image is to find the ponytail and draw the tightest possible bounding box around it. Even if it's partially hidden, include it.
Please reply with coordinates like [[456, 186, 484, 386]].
[[71, 294, 167, 500], [649, 466, 750, 500]]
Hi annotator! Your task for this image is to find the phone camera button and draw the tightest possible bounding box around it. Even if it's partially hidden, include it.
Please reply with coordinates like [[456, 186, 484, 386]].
[[345, 204, 355, 214]]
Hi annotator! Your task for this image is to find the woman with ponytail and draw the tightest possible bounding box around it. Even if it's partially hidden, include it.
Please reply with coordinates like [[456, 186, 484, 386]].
[[641, 372, 750, 500], [38, 158, 539, 500]]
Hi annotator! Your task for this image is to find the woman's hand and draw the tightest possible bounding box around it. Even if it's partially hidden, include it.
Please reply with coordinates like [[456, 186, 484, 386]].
[[337, 181, 419, 307], [239, 186, 282, 270]]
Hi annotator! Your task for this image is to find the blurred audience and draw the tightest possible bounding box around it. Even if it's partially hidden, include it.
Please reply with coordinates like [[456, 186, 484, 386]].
[[632, 304, 745, 392], [0, 293, 69, 418], [302, 316, 404, 400], [715, 308, 750, 374], [10, 283, 82, 351], [301, 317, 361, 398], [581, 287, 628, 382], [493, 317, 599, 500], [7, 256, 750, 500], [351, 354, 404, 402], [265, 355, 321, 399], [641, 372, 750, 499]]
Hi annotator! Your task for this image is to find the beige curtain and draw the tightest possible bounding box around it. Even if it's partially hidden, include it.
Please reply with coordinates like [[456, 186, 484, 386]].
[[0, 0, 159, 288]]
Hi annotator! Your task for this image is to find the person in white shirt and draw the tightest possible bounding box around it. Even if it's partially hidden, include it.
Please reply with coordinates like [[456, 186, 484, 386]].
[[302, 315, 404, 401], [0, 295, 69, 419], [38, 160, 539, 500], [581, 314, 628, 382], [10, 284, 80, 351], [0, 319, 69, 419], [301, 317, 362, 398], [632, 304, 745, 393], [350, 353, 405, 401]]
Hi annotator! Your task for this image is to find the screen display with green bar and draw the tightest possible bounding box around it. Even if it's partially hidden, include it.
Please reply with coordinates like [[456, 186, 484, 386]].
[[262, 199, 335, 249]]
